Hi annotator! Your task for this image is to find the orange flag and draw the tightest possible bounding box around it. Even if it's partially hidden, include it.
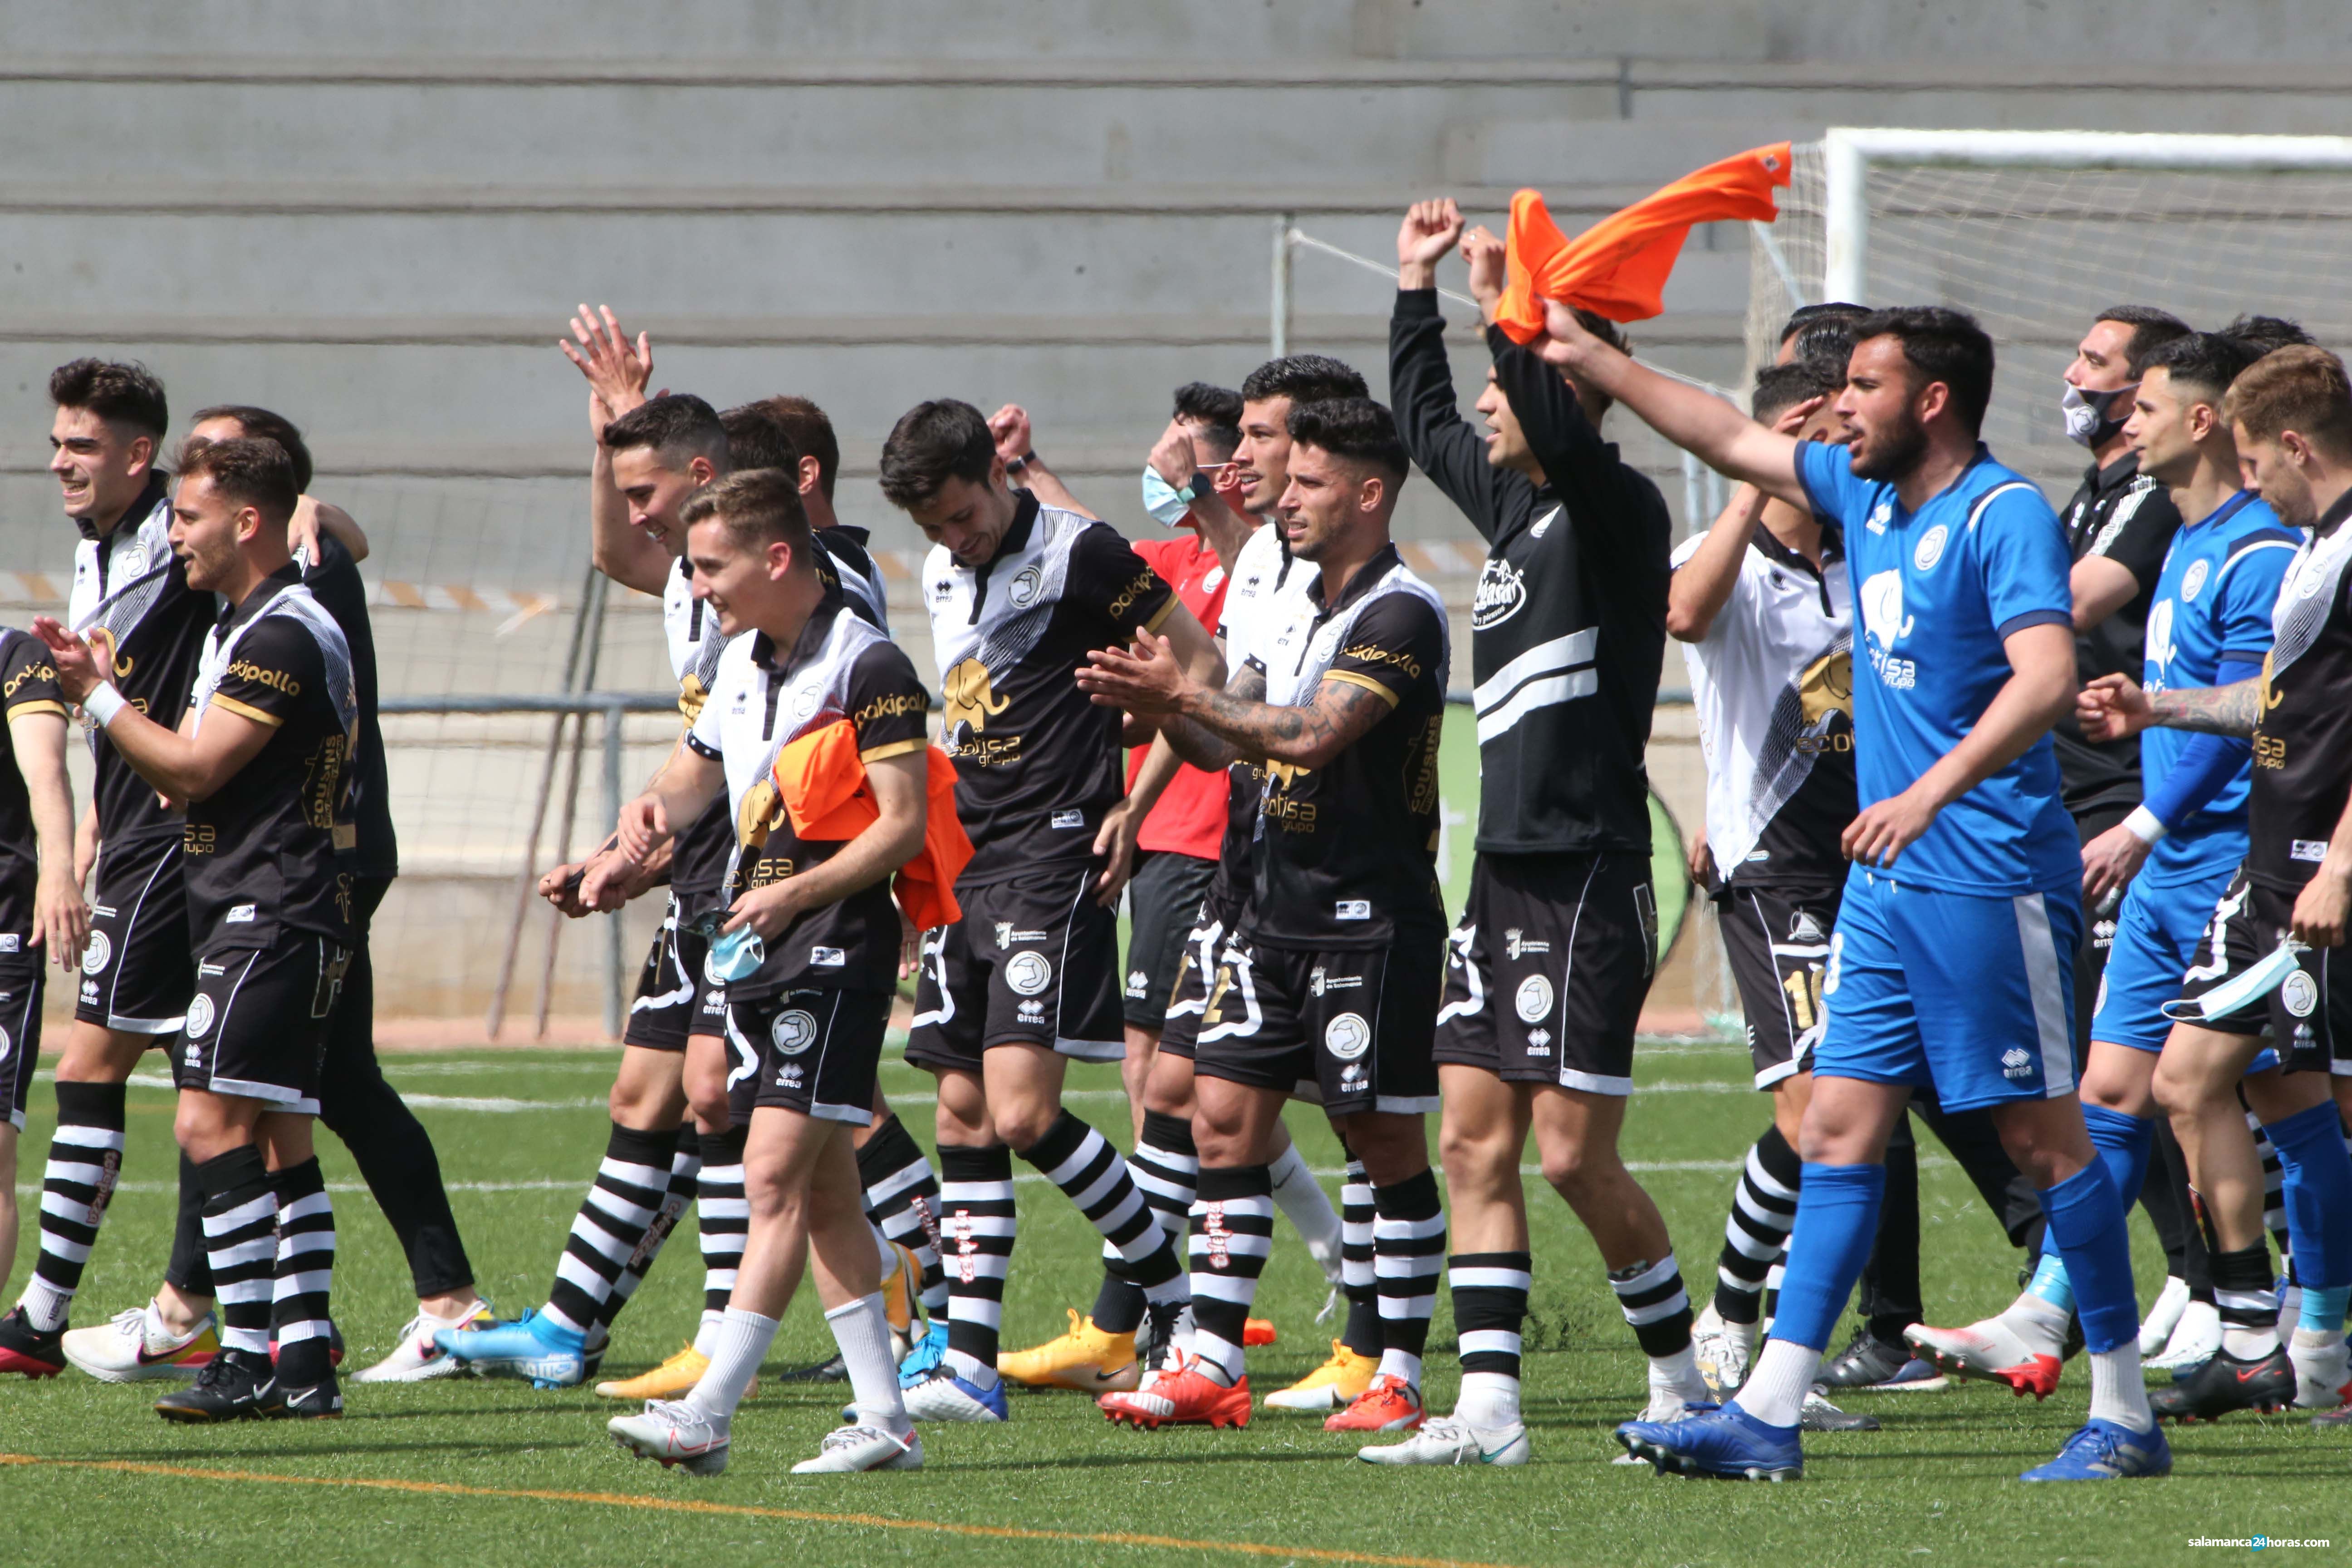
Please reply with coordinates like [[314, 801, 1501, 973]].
[[1495, 141, 1792, 343]]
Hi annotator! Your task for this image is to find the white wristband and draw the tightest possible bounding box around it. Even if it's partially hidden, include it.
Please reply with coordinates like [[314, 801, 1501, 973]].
[[2123, 804, 2169, 846], [83, 685, 128, 728]]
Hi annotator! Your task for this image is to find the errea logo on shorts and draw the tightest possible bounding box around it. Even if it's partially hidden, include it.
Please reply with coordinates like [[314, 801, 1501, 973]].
[[2291, 839, 2330, 862], [2001, 1047, 2034, 1080], [1334, 900, 1371, 921], [226, 903, 256, 924]]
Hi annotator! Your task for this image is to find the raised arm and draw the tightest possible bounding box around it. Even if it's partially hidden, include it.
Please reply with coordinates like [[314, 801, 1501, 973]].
[[990, 405, 1097, 519], [1668, 485, 1770, 643], [1533, 299, 1810, 510], [1388, 201, 1528, 544], [562, 304, 671, 595]]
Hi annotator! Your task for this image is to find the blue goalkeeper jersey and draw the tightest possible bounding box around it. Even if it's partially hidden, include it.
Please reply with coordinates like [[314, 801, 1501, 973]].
[[2138, 490, 2298, 884], [1795, 440, 2078, 897]]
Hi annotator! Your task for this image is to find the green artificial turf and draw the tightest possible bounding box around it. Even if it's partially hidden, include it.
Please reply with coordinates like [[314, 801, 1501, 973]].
[[1, 1043, 2343, 1568]]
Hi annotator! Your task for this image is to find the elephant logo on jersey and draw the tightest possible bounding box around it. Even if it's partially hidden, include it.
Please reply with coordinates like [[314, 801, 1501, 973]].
[[735, 778, 787, 851], [677, 673, 710, 726], [941, 657, 1009, 740], [85, 627, 134, 681], [1796, 649, 1853, 725], [2144, 598, 2176, 684], [1859, 571, 1916, 687]]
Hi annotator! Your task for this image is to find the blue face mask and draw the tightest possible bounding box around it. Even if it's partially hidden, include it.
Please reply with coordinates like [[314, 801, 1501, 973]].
[[1141, 465, 1196, 529], [701, 924, 766, 984]]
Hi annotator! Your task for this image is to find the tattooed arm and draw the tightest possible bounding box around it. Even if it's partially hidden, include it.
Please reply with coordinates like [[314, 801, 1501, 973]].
[[1078, 637, 1396, 771], [2078, 671, 2265, 741]]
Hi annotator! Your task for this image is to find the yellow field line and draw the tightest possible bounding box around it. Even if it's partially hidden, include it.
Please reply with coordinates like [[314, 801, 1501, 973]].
[[0, 1453, 1527, 1568]]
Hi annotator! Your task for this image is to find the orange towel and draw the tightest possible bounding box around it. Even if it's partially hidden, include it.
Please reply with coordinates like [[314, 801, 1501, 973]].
[[1495, 141, 1792, 343], [774, 718, 972, 931]]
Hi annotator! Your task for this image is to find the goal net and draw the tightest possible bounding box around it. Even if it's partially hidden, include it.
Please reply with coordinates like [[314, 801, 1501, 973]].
[[1747, 130, 2352, 498]]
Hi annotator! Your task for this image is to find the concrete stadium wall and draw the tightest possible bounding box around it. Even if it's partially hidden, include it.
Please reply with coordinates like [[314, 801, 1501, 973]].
[[6, 3, 2345, 1021]]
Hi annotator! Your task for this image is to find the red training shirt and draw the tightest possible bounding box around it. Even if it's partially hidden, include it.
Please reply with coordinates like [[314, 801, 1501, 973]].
[[1126, 531, 1234, 859]]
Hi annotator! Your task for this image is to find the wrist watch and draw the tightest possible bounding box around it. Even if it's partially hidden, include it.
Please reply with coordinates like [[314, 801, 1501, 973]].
[[1005, 450, 1035, 474]]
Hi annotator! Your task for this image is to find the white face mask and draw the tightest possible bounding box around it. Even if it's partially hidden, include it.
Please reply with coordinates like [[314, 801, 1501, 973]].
[[2062, 382, 2135, 448]]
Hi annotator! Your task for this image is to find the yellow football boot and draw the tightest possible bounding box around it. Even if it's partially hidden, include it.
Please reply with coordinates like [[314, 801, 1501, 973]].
[[1262, 1338, 1378, 1412], [880, 1240, 923, 1356], [593, 1343, 759, 1401], [996, 1308, 1140, 1392]]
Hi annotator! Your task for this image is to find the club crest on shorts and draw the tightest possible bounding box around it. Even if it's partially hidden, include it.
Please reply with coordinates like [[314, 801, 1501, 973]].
[[1324, 1013, 1370, 1060], [771, 1009, 818, 1055], [185, 994, 216, 1039], [1004, 951, 1053, 996], [1788, 910, 1825, 944], [2281, 969, 2319, 1018], [80, 929, 111, 975], [1514, 974, 1553, 1023]]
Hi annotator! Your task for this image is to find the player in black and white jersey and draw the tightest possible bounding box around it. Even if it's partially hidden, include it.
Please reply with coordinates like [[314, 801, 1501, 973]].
[[48, 405, 495, 1390], [0, 360, 220, 1377], [2081, 346, 2352, 1426], [713, 396, 947, 1387], [0, 628, 87, 1348], [1380, 201, 1700, 1455], [886, 398, 1220, 1424], [601, 468, 932, 1475], [1083, 397, 1452, 1440], [39, 436, 361, 1420]]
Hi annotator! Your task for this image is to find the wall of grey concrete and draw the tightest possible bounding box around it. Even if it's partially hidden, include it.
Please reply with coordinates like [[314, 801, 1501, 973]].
[[8, 4, 2347, 1019]]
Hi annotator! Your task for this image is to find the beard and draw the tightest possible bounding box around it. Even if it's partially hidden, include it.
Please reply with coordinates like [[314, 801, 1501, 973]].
[[1850, 408, 1931, 483]]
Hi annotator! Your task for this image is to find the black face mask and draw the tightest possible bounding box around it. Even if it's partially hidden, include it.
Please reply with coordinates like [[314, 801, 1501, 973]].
[[2062, 382, 2136, 449]]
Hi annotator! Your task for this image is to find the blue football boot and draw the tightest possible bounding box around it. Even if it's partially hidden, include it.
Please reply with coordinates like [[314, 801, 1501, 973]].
[[1615, 1401, 1803, 1481], [897, 1319, 950, 1388], [433, 1308, 586, 1389], [2019, 1418, 2171, 1481]]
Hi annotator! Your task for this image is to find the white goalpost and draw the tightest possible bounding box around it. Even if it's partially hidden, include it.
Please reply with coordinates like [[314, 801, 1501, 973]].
[[1750, 127, 2352, 494]]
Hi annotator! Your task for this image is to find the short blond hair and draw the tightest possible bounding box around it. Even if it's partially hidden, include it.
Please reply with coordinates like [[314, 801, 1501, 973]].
[[2223, 344, 2352, 458]]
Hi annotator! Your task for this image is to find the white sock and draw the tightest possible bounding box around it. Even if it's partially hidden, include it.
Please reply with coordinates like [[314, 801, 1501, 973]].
[[1455, 1369, 1521, 1428], [2224, 1323, 2281, 1360], [1651, 1343, 1709, 1403], [693, 1307, 725, 1359], [2087, 1345, 2154, 1432], [1267, 1141, 1344, 1285], [1733, 1338, 1821, 1429], [686, 1307, 777, 1420], [2001, 1289, 2072, 1357], [828, 1291, 911, 1434], [1377, 1348, 1424, 1391], [20, 1279, 70, 1334]]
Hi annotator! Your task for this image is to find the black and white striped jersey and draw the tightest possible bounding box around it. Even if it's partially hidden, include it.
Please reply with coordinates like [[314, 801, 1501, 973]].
[[1205, 521, 1314, 914], [185, 567, 359, 945], [921, 491, 1177, 883], [1671, 524, 1856, 887], [2053, 451, 2182, 815], [1243, 544, 1450, 949], [662, 528, 887, 912], [2249, 489, 2352, 894], [69, 475, 216, 849], [1390, 292, 1672, 859]]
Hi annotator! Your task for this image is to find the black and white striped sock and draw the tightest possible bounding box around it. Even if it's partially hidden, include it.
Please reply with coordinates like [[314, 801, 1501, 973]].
[[543, 1122, 680, 1338], [1611, 1251, 1696, 1357], [938, 1144, 1017, 1387], [1716, 1124, 1800, 1325], [598, 1128, 701, 1343], [1339, 1152, 1382, 1360], [857, 1113, 949, 1318], [2252, 1113, 2294, 1275], [2213, 1240, 2279, 1359], [1372, 1169, 1446, 1389], [270, 1157, 337, 1386], [18, 1081, 127, 1332], [1020, 1111, 1185, 1304], [196, 1146, 278, 1357], [1190, 1164, 1275, 1386], [1451, 1250, 1531, 1427], [695, 1125, 750, 1345], [1091, 1109, 1199, 1336]]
